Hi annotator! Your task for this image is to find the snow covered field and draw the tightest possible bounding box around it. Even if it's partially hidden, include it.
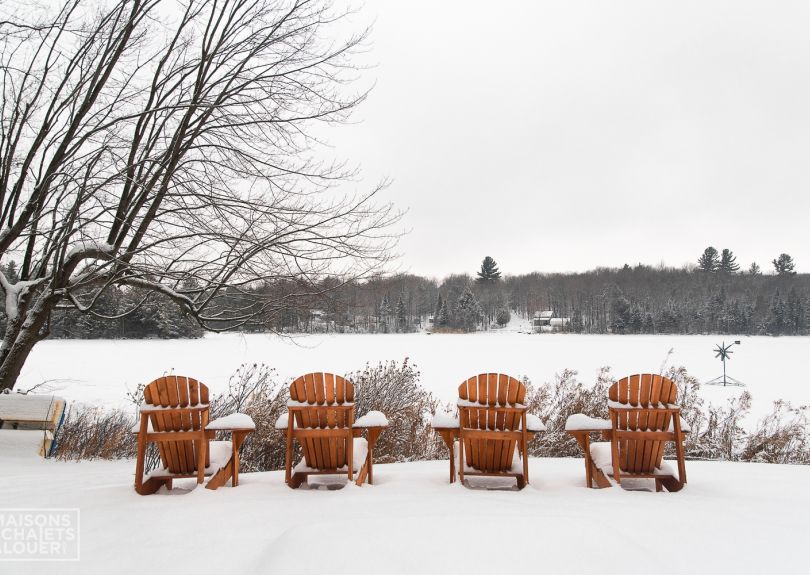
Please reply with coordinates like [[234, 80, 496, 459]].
[[15, 332, 810, 423], [0, 442, 807, 574]]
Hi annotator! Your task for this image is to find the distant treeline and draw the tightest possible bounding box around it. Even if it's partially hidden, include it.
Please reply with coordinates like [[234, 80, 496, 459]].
[[244, 263, 810, 336], [2, 253, 808, 339]]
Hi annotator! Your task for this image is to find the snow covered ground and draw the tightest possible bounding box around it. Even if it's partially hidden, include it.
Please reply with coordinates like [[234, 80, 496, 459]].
[[0, 442, 807, 574], [15, 332, 810, 423]]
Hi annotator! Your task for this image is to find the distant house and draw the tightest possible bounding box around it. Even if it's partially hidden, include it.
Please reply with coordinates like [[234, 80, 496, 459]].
[[531, 310, 570, 333]]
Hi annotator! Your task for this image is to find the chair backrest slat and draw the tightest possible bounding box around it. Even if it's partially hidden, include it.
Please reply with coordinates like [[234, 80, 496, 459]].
[[142, 375, 210, 474], [288, 373, 355, 470], [457, 373, 527, 473], [608, 374, 678, 474]]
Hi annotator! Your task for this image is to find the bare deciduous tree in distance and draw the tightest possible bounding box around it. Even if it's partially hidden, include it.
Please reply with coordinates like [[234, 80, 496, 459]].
[[0, 0, 400, 391]]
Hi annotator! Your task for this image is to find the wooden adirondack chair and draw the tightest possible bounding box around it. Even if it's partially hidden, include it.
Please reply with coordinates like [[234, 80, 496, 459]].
[[456, 373, 539, 489], [280, 372, 387, 488], [592, 373, 687, 492], [134, 375, 254, 495]]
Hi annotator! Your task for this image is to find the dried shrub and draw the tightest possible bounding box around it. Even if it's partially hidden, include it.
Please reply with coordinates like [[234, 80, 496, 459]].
[[210, 363, 288, 472], [55, 407, 136, 461], [525, 367, 612, 457], [349, 358, 445, 463]]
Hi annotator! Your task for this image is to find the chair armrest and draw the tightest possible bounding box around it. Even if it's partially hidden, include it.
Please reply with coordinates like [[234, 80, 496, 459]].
[[564, 414, 612, 432], [353, 410, 389, 428], [274, 412, 291, 430], [430, 412, 459, 430], [130, 418, 154, 434], [522, 413, 547, 432], [206, 413, 256, 432]]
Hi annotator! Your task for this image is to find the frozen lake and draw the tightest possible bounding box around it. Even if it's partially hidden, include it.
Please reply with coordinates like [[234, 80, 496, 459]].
[[16, 332, 809, 423]]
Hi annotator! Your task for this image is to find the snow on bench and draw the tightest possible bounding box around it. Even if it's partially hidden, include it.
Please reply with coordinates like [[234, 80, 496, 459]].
[[0, 393, 67, 457], [0, 393, 65, 428]]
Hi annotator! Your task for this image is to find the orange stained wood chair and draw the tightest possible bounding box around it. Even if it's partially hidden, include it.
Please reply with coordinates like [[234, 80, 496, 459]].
[[455, 373, 542, 489], [134, 375, 254, 495], [279, 372, 387, 488], [589, 373, 687, 492]]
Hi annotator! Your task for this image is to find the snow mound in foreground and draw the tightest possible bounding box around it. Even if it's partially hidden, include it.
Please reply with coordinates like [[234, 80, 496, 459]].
[[0, 452, 807, 575]]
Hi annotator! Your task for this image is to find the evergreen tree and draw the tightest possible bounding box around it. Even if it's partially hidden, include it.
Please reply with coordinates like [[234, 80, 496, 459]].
[[609, 289, 631, 333], [786, 287, 804, 334], [642, 312, 655, 334], [5, 260, 19, 282], [379, 294, 392, 332], [436, 300, 449, 327], [476, 256, 501, 282], [773, 253, 797, 276], [769, 290, 786, 334], [570, 309, 585, 333], [697, 247, 720, 272], [395, 294, 407, 332], [434, 294, 443, 322], [455, 286, 483, 331], [495, 308, 510, 327], [719, 249, 740, 274], [748, 262, 761, 275]]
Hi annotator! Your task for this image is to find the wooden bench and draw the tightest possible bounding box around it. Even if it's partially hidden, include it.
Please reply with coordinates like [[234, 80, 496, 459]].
[[0, 393, 66, 457]]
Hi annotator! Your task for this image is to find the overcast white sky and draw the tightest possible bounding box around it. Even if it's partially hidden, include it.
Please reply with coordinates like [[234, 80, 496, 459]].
[[327, 0, 810, 278]]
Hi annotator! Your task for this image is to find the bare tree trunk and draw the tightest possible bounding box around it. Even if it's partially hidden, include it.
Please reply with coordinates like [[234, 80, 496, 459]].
[[0, 292, 52, 392]]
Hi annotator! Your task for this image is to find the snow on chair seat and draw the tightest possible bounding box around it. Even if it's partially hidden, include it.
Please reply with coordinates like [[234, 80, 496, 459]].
[[278, 372, 387, 488], [148, 440, 234, 478], [293, 437, 369, 474], [133, 375, 254, 495], [589, 442, 679, 481]]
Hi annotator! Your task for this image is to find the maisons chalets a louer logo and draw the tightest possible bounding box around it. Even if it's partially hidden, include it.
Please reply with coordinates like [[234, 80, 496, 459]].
[[0, 509, 79, 561]]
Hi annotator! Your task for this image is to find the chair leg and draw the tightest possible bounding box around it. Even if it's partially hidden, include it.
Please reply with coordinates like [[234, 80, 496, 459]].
[[458, 435, 465, 485], [347, 429, 354, 481], [611, 439, 621, 485], [196, 431, 206, 484], [134, 416, 148, 493], [582, 434, 592, 488], [285, 426, 294, 484], [521, 420, 529, 485]]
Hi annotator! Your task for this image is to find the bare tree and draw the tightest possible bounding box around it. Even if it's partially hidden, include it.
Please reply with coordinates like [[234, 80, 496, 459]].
[[0, 0, 399, 391]]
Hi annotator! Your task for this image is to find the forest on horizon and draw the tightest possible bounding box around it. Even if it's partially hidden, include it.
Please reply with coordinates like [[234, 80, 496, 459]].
[[4, 248, 807, 339]]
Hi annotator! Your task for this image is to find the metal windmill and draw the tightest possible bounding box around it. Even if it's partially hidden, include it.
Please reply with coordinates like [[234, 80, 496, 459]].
[[704, 340, 745, 387]]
